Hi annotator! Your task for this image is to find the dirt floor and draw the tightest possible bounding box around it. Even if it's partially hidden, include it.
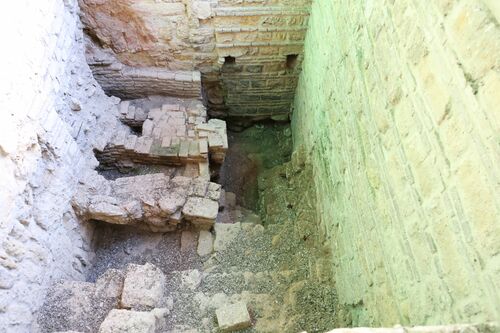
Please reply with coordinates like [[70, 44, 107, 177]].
[[39, 121, 339, 333], [217, 122, 292, 210]]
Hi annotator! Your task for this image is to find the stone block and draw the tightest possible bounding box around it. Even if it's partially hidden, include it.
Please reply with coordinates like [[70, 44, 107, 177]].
[[197, 230, 214, 257], [192, 1, 212, 20], [95, 269, 125, 298], [98, 309, 156, 333], [182, 197, 219, 222], [179, 140, 190, 158], [158, 192, 186, 215], [215, 301, 251, 332], [142, 119, 154, 136], [121, 263, 166, 310], [119, 101, 130, 115], [188, 140, 200, 157]]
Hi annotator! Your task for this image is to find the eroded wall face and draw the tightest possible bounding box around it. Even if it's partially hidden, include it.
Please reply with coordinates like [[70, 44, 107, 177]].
[[293, 0, 500, 327], [0, 1, 120, 331], [80, 0, 311, 119]]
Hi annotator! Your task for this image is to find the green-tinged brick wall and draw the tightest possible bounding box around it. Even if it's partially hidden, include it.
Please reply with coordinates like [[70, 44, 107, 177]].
[[292, 0, 500, 327]]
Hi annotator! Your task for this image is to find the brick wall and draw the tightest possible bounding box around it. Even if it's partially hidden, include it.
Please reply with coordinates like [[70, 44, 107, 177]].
[[0, 1, 120, 331], [293, 0, 499, 327], [86, 44, 202, 100], [79, 0, 312, 119]]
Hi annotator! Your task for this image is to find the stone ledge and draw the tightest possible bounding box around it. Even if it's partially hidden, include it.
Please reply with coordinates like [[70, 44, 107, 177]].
[[72, 172, 221, 231]]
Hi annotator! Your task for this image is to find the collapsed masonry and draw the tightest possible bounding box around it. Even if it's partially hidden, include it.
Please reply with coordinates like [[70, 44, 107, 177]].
[[72, 96, 229, 232]]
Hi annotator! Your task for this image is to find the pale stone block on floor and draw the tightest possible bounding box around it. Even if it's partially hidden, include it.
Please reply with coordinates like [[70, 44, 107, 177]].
[[121, 263, 166, 310], [98, 309, 156, 333], [197, 230, 214, 256], [215, 301, 251, 332]]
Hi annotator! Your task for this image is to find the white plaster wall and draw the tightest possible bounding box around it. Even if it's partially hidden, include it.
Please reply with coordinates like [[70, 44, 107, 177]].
[[0, 0, 121, 331]]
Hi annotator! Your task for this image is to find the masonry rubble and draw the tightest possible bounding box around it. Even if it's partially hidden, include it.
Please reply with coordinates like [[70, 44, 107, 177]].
[[38, 263, 171, 333], [72, 171, 222, 231], [95, 99, 228, 178]]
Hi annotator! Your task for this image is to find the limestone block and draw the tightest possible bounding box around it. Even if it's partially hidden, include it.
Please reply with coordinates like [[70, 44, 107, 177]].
[[179, 140, 190, 158], [88, 201, 129, 225], [199, 139, 208, 155], [215, 301, 251, 332], [142, 119, 154, 136], [98, 309, 156, 333], [180, 269, 202, 290], [197, 230, 214, 257], [95, 269, 125, 298], [182, 197, 219, 223], [199, 162, 210, 180], [121, 263, 166, 310], [119, 101, 130, 115], [189, 178, 209, 197], [207, 183, 222, 201], [193, 1, 212, 20], [158, 192, 186, 214]]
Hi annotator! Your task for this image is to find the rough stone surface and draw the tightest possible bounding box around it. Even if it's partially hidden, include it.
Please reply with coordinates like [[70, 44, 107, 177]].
[[79, 0, 313, 118], [197, 230, 214, 257], [96, 99, 228, 169], [325, 323, 499, 333], [182, 197, 219, 228], [0, 0, 125, 331], [37, 271, 124, 333], [121, 263, 166, 310], [293, 0, 500, 327], [216, 301, 252, 332], [214, 222, 241, 252], [98, 309, 162, 333], [72, 172, 221, 231]]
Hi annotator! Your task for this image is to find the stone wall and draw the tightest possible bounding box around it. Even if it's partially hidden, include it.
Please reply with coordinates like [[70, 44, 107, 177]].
[[86, 44, 203, 100], [326, 323, 499, 333], [79, 0, 312, 119], [0, 1, 122, 331], [292, 0, 500, 327]]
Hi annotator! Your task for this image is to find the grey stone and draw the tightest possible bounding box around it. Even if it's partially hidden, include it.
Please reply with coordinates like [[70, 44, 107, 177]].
[[121, 263, 166, 310], [70, 98, 82, 111], [215, 301, 251, 332], [182, 197, 219, 221], [98, 309, 156, 333], [197, 230, 214, 257]]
